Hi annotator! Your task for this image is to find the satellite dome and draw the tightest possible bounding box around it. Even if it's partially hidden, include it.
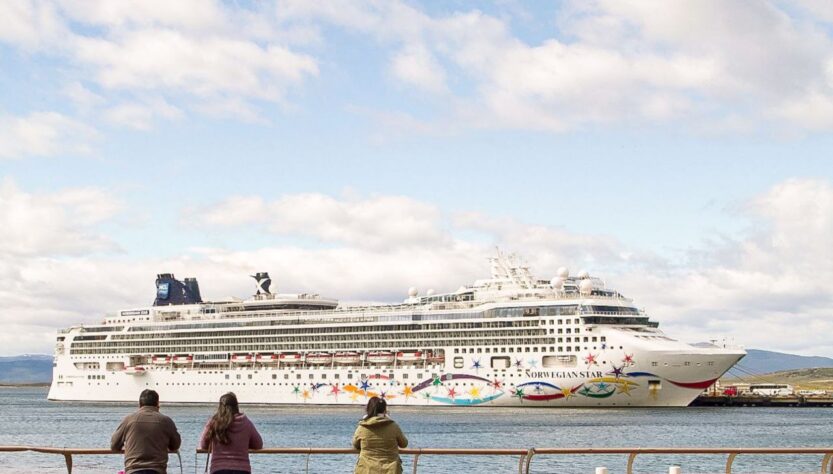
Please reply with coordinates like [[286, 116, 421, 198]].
[[577, 269, 590, 279], [408, 287, 418, 297], [426, 289, 435, 296], [579, 279, 593, 294], [551, 278, 563, 289], [557, 267, 569, 279]]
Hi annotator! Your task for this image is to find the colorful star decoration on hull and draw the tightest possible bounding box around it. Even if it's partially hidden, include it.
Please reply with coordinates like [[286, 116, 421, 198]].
[[622, 354, 634, 365], [584, 353, 598, 366], [471, 359, 482, 370], [283, 371, 714, 406], [513, 358, 524, 368]]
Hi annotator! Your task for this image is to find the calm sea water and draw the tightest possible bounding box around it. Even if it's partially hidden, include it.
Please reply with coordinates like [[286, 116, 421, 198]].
[[0, 387, 831, 473]]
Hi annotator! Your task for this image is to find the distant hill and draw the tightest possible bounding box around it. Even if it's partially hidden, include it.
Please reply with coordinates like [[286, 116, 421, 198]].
[[733, 349, 833, 374], [0, 355, 52, 384]]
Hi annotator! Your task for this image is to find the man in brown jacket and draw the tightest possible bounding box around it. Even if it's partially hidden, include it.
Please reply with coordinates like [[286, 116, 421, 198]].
[[111, 389, 181, 474]]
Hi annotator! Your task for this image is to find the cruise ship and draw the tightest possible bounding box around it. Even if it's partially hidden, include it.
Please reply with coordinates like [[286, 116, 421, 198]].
[[48, 253, 745, 407]]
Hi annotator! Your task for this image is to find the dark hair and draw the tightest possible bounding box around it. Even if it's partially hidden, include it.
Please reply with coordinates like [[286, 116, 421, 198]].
[[365, 396, 387, 418], [139, 389, 159, 407], [205, 392, 240, 445]]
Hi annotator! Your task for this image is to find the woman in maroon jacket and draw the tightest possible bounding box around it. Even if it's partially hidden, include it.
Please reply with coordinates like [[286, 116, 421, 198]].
[[199, 392, 263, 474]]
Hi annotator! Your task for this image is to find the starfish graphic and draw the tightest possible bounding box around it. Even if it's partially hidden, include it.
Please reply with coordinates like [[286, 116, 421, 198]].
[[359, 379, 372, 391], [561, 386, 575, 399], [584, 353, 598, 366], [330, 384, 341, 396], [513, 358, 524, 369], [301, 389, 311, 400], [292, 385, 301, 395], [513, 388, 525, 400], [534, 383, 543, 393], [610, 365, 624, 379], [468, 386, 482, 400], [422, 391, 432, 403], [446, 387, 457, 399], [579, 386, 594, 396], [349, 391, 360, 402], [490, 379, 503, 390], [527, 359, 538, 368], [402, 386, 414, 399], [618, 381, 633, 396], [471, 359, 482, 370], [431, 375, 443, 387], [597, 382, 609, 391], [379, 390, 387, 399], [623, 354, 634, 365]]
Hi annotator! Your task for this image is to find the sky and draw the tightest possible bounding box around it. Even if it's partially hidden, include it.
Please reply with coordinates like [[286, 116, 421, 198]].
[[0, 0, 832, 357]]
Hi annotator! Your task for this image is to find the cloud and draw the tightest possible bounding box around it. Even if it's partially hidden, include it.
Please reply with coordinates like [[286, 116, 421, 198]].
[[277, 0, 833, 133], [0, 0, 319, 128], [0, 111, 98, 160], [0, 179, 122, 257], [196, 193, 451, 251], [103, 98, 184, 130]]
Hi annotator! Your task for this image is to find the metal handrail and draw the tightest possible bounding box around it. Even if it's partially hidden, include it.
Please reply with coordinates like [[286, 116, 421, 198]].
[[529, 447, 833, 474], [0, 446, 182, 474], [3, 445, 832, 474]]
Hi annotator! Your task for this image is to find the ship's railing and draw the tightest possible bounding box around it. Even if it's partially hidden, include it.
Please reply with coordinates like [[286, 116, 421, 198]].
[[0, 446, 182, 474], [2, 445, 832, 474]]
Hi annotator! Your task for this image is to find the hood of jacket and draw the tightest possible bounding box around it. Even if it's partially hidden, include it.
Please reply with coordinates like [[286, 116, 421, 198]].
[[359, 415, 394, 428]]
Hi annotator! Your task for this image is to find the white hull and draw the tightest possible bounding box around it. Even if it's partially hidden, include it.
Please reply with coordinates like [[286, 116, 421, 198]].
[[48, 349, 743, 407]]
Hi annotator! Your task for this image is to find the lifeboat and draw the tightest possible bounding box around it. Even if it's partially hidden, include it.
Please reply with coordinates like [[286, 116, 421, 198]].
[[396, 351, 423, 363], [334, 352, 361, 365], [279, 353, 302, 364], [366, 351, 395, 365], [172, 355, 193, 364], [231, 354, 253, 364], [151, 356, 170, 365], [256, 353, 279, 364], [426, 351, 445, 364], [124, 366, 147, 375], [306, 353, 333, 365]]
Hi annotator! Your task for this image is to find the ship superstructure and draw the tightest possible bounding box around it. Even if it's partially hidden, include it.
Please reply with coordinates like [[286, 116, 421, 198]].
[[49, 252, 745, 406]]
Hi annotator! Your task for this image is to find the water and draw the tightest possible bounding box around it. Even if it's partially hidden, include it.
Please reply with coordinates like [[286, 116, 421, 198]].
[[1, 387, 831, 473]]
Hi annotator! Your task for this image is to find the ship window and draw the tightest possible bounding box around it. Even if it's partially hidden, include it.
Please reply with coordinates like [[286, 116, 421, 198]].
[[309, 374, 314, 379], [565, 347, 571, 352], [225, 374, 229, 379], [283, 374, 288, 379], [236, 374, 241, 380], [272, 374, 276, 379], [601, 337, 606, 342], [684, 362, 691, 366], [491, 356, 510, 369], [652, 362, 658, 367], [403, 374, 408, 379], [453, 357, 464, 369], [296, 374, 301, 379], [558, 329, 563, 334]]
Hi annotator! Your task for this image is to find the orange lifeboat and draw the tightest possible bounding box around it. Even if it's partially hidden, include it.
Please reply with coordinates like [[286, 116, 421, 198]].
[[334, 352, 361, 365], [396, 351, 423, 363], [256, 353, 279, 364], [306, 353, 333, 365], [279, 353, 302, 364], [231, 354, 253, 364], [366, 351, 395, 365], [151, 356, 170, 365]]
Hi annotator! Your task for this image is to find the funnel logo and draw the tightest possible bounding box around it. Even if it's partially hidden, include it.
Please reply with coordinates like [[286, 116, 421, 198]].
[[157, 282, 170, 299]]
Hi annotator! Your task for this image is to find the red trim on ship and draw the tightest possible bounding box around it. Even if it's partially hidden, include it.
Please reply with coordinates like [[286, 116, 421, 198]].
[[668, 377, 719, 390]]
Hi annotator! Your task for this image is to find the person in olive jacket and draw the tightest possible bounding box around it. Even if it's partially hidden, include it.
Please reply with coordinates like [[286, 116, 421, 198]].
[[352, 396, 408, 474]]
